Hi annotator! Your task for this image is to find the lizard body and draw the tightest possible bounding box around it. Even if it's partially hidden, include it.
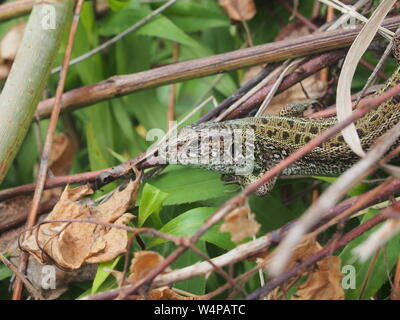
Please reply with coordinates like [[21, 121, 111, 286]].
[[164, 55, 400, 196]]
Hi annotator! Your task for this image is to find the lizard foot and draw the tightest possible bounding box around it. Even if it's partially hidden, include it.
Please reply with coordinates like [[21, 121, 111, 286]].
[[221, 173, 277, 196], [278, 99, 320, 117]]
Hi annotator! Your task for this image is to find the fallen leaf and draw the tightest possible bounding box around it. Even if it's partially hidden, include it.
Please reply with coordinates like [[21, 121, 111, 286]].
[[86, 213, 134, 263], [96, 0, 109, 14], [292, 256, 344, 300], [129, 251, 165, 283], [219, 207, 260, 242], [0, 194, 59, 252], [145, 287, 199, 300], [240, 65, 263, 86], [262, 76, 326, 116], [257, 236, 322, 271], [257, 237, 344, 300], [218, 0, 256, 21], [263, 24, 326, 116], [20, 177, 141, 270], [49, 133, 75, 176]]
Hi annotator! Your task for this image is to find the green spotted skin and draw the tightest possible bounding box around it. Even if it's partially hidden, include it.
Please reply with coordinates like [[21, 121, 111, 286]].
[[174, 65, 400, 196], [233, 67, 400, 175]]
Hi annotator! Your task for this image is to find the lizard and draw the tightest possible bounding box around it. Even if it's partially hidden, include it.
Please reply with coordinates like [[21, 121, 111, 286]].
[[159, 42, 400, 197]]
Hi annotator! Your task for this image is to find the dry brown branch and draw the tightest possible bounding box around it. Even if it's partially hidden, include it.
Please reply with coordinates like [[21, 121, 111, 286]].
[[0, 49, 347, 201], [0, 254, 44, 300], [98, 83, 400, 299], [12, 0, 83, 300], [84, 178, 400, 299], [0, 0, 33, 22], [35, 16, 400, 119], [246, 204, 395, 300], [269, 106, 400, 276]]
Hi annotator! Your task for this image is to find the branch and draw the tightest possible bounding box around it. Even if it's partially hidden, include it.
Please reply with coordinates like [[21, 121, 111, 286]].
[[36, 16, 400, 119], [269, 108, 400, 276], [0, 1, 75, 184], [246, 205, 394, 300], [84, 178, 400, 299], [0, 0, 33, 22]]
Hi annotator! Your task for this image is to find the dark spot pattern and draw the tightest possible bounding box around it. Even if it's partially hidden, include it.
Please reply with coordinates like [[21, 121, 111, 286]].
[[309, 126, 318, 134], [282, 131, 289, 140]]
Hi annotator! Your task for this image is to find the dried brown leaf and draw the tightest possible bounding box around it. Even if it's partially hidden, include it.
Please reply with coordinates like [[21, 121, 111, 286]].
[[86, 213, 134, 263], [218, 0, 256, 21], [263, 76, 326, 116], [219, 207, 260, 242], [241, 24, 325, 116], [257, 237, 344, 300], [292, 256, 344, 300], [145, 287, 199, 300], [94, 178, 140, 223], [257, 236, 322, 271], [20, 178, 140, 270], [49, 133, 75, 176], [275, 23, 310, 42], [129, 251, 165, 283]]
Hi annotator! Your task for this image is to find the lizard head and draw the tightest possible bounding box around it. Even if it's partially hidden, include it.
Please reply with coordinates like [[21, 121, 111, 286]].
[[160, 121, 256, 176]]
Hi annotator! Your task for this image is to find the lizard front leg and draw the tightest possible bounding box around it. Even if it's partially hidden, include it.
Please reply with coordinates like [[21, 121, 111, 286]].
[[221, 172, 277, 196], [278, 100, 319, 117]]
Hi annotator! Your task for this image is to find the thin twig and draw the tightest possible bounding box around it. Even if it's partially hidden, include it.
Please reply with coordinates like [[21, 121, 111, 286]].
[[0, 254, 44, 300], [12, 0, 85, 300], [358, 248, 380, 299], [51, 0, 177, 74], [269, 104, 400, 276], [168, 41, 179, 129], [355, 26, 400, 107], [0, 0, 33, 21], [246, 206, 393, 300], [35, 16, 400, 120]]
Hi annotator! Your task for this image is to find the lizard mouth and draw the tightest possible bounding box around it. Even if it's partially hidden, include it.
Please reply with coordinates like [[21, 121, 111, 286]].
[[220, 174, 241, 185]]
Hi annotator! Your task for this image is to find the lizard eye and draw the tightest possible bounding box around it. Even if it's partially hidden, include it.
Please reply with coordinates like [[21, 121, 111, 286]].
[[188, 140, 199, 150]]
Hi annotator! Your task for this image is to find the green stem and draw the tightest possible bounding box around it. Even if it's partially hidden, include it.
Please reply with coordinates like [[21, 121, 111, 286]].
[[0, 1, 74, 184]]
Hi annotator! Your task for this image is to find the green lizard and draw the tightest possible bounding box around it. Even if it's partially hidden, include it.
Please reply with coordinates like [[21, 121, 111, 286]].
[[161, 46, 400, 196]]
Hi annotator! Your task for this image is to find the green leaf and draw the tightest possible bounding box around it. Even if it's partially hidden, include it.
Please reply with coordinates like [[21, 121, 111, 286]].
[[115, 34, 167, 132], [107, 147, 128, 163], [313, 176, 369, 197], [0, 264, 12, 281], [148, 207, 235, 250], [91, 256, 121, 294], [146, 166, 238, 205], [313, 176, 336, 183], [85, 121, 110, 171], [99, 7, 200, 47], [340, 209, 400, 299], [163, 0, 229, 33], [107, 0, 130, 11], [171, 241, 207, 295], [180, 42, 237, 96], [138, 184, 169, 227]]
